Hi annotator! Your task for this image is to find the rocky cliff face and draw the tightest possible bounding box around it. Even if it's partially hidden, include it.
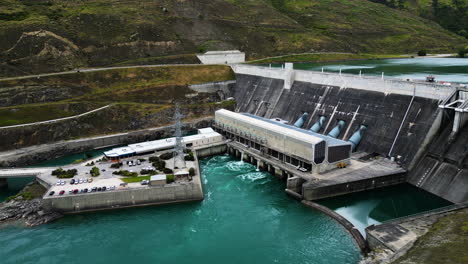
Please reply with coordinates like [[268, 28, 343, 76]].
[[1, 30, 86, 76]]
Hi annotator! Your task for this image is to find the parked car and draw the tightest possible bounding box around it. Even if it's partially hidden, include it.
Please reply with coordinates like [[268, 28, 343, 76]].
[[92, 187, 97, 192], [61, 180, 66, 185], [102, 186, 106, 191], [137, 160, 141, 165], [49, 191, 55, 196], [110, 186, 116, 190], [84, 188, 88, 193], [88, 178, 93, 183], [59, 190, 65, 195], [70, 179, 75, 184], [97, 187, 102, 191], [141, 180, 149, 185], [73, 189, 79, 194], [68, 190, 73, 194]]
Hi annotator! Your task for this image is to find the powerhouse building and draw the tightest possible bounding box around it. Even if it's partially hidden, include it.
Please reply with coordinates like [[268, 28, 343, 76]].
[[214, 109, 352, 172]]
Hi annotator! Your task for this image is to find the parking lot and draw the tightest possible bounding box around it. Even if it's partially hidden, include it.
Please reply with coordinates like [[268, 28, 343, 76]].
[[46, 178, 125, 197]]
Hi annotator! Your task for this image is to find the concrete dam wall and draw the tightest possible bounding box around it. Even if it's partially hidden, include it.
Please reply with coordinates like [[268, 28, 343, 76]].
[[408, 120, 468, 204], [232, 73, 443, 168]]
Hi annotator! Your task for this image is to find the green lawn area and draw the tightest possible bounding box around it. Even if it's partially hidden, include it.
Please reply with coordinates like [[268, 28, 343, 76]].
[[120, 176, 150, 183], [392, 208, 468, 264], [248, 53, 410, 64]]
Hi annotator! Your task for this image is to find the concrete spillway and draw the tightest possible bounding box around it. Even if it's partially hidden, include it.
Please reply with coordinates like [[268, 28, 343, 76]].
[[408, 121, 468, 203]]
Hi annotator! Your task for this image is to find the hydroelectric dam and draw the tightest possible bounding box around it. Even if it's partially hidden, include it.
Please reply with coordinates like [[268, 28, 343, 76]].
[[220, 63, 467, 206]]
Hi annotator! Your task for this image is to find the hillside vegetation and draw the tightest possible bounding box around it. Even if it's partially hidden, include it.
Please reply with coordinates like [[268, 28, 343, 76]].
[[0, 0, 466, 76], [369, 0, 468, 38], [0, 65, 234, 126]]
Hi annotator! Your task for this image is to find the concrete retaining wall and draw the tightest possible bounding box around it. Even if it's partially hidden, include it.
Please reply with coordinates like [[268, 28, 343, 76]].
[[189, 81, 236, 100], [302, 172, 406, 200], [195, 143, 227, 159], [302, 200, 368, 252], [43, 182, 203, 213], [197, 51, 245, 64]]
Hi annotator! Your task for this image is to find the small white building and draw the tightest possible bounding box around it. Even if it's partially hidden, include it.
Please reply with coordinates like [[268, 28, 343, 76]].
[[150, 175, 166, 186], [197, 50, 245, 64], [104, 127, 223, 159]]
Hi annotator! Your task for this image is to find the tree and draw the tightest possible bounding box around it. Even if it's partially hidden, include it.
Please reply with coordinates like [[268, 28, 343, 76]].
[[90, 166, 100, 177]]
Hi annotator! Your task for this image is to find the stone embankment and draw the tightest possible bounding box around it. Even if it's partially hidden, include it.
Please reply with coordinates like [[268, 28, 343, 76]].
[[0, 198, 63, 227]]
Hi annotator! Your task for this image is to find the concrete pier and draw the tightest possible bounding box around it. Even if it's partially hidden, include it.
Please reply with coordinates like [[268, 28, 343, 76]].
[[0, 178, 7, 188], [302, 158, 406, 200]]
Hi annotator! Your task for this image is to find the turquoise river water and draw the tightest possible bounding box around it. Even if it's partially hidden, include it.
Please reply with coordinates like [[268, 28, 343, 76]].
[[0, 155, 452, 264], [270, 57, 468, 84]]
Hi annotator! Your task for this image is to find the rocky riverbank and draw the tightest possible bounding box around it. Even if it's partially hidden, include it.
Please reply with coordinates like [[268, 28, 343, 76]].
[[0, 198, 63, 227], [0, 182, 63, 227]]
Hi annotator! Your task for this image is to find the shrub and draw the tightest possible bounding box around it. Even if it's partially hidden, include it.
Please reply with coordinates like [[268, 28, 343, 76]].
[[149, 156, 160, 163], [166, 174, 175, 183], [138, 158, 146, 162], [153, 160, 166, 171], [140, 169, 157, 175], [86, 161, 95, 166], [458, 49, 467, 58], [160, 152, 175, 160], [110, 162, 123, 169], [189, 167, 195, 176], [417, 49, 427, 56], [72, 159, 84, 164], [90, 166, 100, 177], [52, 168, 77, 178], [113, 170, 138, 177], [163, 168, 173, 174], [184, 152, 195, 161]]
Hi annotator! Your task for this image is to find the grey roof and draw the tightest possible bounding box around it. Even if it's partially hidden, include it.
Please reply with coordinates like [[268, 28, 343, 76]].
[[241, 113, 351, 147]]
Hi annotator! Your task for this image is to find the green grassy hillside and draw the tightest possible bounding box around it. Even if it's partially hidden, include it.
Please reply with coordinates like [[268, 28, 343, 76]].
[[0, 0, 466, 76], [0, 65, 234, 126], [369, 0, 468, 38]]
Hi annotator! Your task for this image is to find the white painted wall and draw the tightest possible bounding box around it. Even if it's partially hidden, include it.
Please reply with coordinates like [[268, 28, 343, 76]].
[[197, 51, 245, 64]]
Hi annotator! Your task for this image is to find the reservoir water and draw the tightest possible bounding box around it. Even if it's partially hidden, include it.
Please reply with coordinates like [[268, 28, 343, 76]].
[[0, 155, 362, 264], [270, 57, 468, 84]]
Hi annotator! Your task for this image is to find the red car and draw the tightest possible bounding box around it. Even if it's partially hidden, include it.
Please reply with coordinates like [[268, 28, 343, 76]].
[[59, 190, 65, 195], [73, 189, 79, 194]]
